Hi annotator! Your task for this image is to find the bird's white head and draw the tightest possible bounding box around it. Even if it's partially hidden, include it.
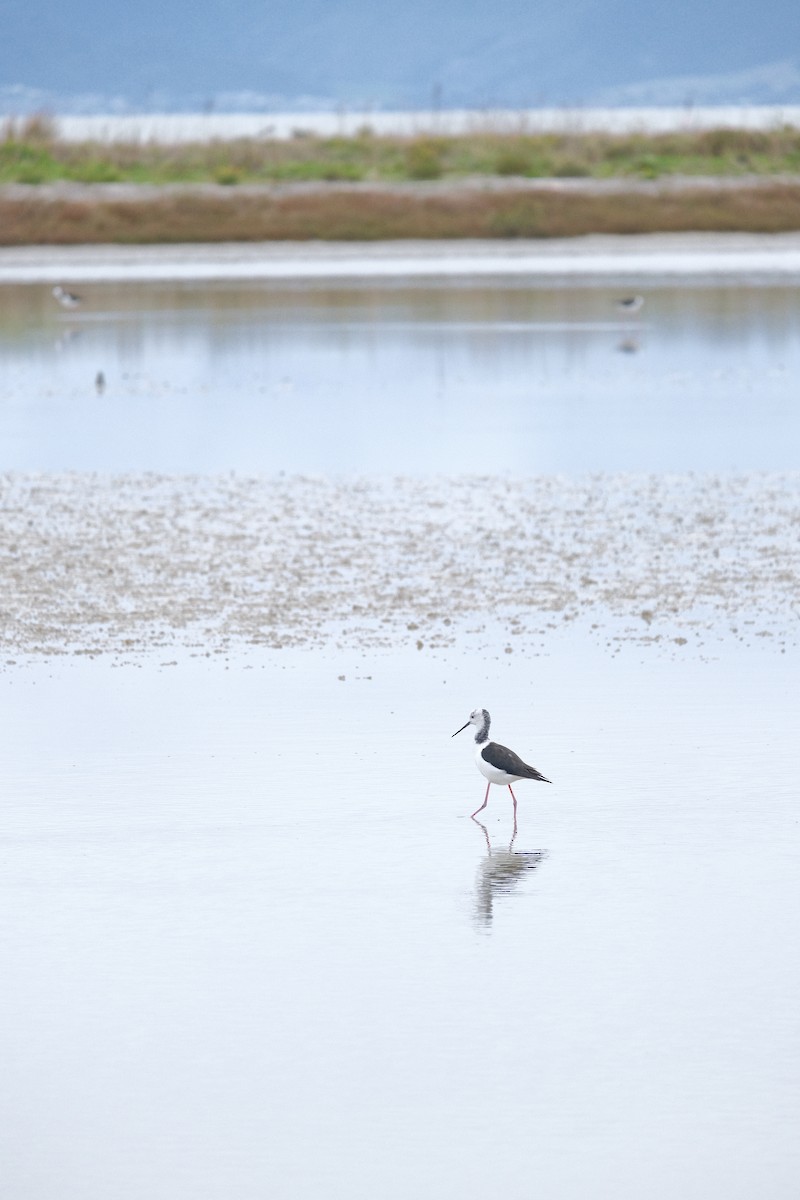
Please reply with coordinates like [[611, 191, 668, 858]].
[[452, 708, 490, 743]]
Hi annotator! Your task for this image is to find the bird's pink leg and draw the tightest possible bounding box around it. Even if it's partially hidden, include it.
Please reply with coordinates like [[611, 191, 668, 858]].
[[508, 784, 518, 820], [471, 782, 491, 818]]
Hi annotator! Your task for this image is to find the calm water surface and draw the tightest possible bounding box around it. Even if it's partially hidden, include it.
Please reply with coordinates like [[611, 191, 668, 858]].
[[1, 279, 799, 472], [1, 275, 799, 1197], [1, 643, 798, 1199]]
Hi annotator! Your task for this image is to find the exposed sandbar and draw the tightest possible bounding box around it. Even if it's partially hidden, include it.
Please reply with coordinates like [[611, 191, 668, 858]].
[[4, 232, 800, 284]]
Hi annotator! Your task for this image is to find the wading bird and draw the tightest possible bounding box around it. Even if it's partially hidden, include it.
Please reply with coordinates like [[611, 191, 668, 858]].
[[452, 708, 551, 819], [52, 285, 82, 309], [616, 294, 644, 315]]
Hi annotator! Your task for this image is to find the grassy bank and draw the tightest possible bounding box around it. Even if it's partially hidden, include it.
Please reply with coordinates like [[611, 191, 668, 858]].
[[3, 116, 800, 243], [4, 115, 800, 185], [2, 179, 800, 243]]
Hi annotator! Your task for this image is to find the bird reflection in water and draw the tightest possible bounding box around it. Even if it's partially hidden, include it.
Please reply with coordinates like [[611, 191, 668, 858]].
[[472, 817, 548, 928], [54, 328, 82, 352], [614, 293, 645, 355]]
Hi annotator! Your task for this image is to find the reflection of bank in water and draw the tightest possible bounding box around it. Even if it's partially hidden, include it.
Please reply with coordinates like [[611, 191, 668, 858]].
[[473, 819, 548, 928]]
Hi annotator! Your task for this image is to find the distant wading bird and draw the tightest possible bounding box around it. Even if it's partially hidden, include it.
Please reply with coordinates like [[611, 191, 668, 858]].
[[452, 708, 551, 819], [52, 285, 82, 309], [616, 294, 644, 316]]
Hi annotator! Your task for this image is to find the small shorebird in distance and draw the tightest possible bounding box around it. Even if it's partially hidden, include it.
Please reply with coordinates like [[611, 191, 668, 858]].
[[616, 294, 644, 315], [452, 708, 551, 819], [52, 285, 82, 309]]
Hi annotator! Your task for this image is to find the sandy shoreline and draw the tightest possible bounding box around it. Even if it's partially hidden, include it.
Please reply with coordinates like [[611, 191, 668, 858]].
[[4, 231, 800, 283]]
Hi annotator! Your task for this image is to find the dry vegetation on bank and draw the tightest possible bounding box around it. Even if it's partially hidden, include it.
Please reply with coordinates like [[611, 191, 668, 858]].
[[2, 179, 800, 243], [3, 115, 800, 241]]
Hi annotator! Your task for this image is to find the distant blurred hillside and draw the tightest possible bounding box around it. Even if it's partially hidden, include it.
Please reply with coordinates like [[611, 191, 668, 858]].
[[2, 0, 800, 113]]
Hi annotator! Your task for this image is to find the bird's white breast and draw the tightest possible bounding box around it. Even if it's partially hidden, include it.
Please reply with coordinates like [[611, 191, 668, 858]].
[[474, 743, 520, 784]]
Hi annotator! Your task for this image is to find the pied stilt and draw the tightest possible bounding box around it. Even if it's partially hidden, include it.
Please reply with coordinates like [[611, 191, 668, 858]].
[[616, 294, 644, 315], [52, 285, 82, 309], [452, 708, 551, 819]]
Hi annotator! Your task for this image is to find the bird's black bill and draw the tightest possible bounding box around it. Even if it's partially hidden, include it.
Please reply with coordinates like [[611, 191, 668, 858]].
[[451, 722, 470, 738]]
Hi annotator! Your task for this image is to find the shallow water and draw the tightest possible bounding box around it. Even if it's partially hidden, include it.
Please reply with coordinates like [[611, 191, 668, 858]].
[[1, 271, 799, 1196], [1, 471, 797, 660], [2, 279, 800, 472], [1, 642, 799, 1199]]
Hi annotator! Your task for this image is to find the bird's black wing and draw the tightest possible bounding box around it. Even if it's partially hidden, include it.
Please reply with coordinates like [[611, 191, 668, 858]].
[[482, 741, 551, 783]]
